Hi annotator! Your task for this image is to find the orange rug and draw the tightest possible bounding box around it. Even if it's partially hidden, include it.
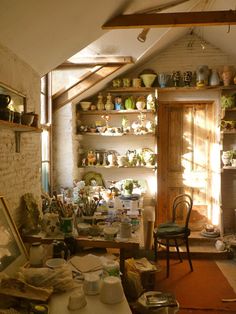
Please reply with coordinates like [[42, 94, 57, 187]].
[[154, 259, 236, 314]]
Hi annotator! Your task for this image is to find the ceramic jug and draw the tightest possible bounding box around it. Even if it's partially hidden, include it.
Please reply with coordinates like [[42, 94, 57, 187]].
[[221, 66, 234, 86], [196, 65, 209, 86], [0, 94, 11, 108], [209, 69, 220, 86]]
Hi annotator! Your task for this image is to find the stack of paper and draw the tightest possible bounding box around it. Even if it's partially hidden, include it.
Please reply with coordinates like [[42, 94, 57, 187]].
[[69, 254, 103, 273]]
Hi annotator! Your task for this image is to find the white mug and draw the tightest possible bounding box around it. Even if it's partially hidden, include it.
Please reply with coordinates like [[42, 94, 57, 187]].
[[100, 276, 124, 304], [232, 159, 236, 167], [68, 289, 87, 310], [83, 273, 100, 295]]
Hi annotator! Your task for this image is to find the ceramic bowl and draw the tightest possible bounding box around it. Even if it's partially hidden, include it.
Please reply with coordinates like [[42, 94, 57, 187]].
[[45, 258, 67, 269], [80, 101, 92, 111], [140, 74, 157, 87], [100, 276, 124, 304], [21, 113, 35, 126], [103, 226, 118, 240]]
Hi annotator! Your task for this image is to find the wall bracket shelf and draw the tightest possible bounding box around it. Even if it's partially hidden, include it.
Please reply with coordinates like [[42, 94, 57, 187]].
[[0, 120, 42, 153]]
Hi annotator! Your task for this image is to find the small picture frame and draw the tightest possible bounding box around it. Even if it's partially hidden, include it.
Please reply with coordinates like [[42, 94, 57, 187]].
[[0, 196, 28, 275]]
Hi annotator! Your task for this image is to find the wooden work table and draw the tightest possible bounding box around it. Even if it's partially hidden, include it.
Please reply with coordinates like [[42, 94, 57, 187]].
[[22, 230, 141, 274]]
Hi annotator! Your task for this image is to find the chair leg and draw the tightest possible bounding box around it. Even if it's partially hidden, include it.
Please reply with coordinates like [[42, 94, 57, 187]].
[[166, 239, 170, 278], [185, 237, 193, 272], [154, 236, 158, 261], [174, 239, 182, 262]]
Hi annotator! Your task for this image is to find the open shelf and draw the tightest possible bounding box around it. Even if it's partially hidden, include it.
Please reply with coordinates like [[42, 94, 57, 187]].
[[0, 119, 42, 152], [0, 119, 42, 132], [76, 132, 155, 137], [78, 165, 156, 169], [77, 109, 155, 115]]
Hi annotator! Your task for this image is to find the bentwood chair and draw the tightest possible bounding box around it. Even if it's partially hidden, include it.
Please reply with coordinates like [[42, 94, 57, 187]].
[[153, 194, 193, 277]]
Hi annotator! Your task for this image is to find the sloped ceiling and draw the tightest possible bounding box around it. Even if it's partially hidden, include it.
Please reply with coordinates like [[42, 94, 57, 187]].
[[0, 0, 236, 77]]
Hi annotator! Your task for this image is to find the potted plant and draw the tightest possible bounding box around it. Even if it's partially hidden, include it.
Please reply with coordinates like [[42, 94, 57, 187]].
[[123, 179, 134, 196]]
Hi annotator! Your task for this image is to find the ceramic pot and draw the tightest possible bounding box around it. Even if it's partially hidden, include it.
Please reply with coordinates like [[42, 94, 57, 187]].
[[183, 71, 192, 86], [96, 93, 105, 111], [157, 73, 169, 88], [172, 71, 181, 87], [132, 78, 141, 88], [136, 100, 146, 110], [105, 93, 114, 110], [221, 66, 234, 86], [209, 69, 220, 86], [222, 151, 232, 166], [60, 217, 74, 235], [196, 65, 209, 86], [100, 276, 124, 304], [43, 213, 61, 236], [140, 74, 156, 88]]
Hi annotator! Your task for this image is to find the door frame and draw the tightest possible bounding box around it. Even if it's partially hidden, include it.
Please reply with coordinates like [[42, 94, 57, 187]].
[[156, 100, 220, 229]]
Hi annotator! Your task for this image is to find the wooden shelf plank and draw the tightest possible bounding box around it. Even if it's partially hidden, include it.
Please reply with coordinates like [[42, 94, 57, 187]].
[[0, 119, 42, 132], [78, 165, 156, 169], [77, 109, 155, 115], [76, 132, 155, 137]]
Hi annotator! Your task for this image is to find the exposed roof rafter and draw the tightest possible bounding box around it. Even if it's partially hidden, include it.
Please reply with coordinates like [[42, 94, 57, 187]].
[[52, 63, 126, 111], [56, 56, 133, 69], [102, 10, 236, 29]]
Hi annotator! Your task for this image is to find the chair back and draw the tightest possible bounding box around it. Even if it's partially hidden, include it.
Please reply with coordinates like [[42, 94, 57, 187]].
[[172, 194, 193, 228]]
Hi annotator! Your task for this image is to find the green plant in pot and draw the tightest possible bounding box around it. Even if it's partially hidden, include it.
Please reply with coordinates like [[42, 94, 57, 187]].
[[123, 179, 134, 196], [220, 94, 236, 109]]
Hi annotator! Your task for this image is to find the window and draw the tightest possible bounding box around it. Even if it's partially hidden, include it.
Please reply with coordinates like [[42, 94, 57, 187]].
[[41, 74, 52, 194]]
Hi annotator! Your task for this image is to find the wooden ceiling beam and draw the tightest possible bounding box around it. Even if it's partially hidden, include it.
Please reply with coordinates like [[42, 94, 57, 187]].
[[52, 64, 124, 111], [56, 57, 133, 69], [102, 10, 236, 29]]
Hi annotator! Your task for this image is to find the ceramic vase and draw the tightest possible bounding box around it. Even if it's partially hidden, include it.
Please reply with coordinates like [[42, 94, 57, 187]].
[[222, 151, 232, 166], [196, 65, 209, 86], [157, 73, 169, 88], [221, 66, 234, 86], [183, 71, 192, 86], [209, 69, 220, 86], [43, 213, 61, 236], [172, 71, 181, 87], [97, 93, 105, 110], [105, 93, 114, 110]]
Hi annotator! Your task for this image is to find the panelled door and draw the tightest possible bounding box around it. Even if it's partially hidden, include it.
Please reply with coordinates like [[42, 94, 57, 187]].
[[157, 101, 216, 229]]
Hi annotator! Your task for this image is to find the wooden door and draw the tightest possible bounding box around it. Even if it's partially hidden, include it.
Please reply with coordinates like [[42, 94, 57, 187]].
[[157, 101, 215, 230]]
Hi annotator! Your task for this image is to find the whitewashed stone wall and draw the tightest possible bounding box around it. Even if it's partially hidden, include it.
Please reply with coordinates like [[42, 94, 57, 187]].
[[0, 43, 41, 227], [132, 33, 236, 77], [52, 103, 74, 191]]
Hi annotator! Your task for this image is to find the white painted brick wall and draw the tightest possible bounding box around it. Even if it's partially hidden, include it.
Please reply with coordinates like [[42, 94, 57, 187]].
[[0, 43, 41, 227], [132, 33, 236, 76]]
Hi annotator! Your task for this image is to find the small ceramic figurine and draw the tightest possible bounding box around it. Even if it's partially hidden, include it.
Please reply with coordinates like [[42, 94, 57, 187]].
[[87, 150, 96, 166], [105, 93, 114, 110], [97, 93, 105, 111]]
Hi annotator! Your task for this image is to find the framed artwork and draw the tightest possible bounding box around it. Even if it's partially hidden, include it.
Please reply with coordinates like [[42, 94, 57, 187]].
[[0, 196, 28, 275]]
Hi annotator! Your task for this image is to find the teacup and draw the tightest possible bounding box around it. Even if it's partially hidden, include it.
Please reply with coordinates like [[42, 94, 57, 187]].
[[100, 276, 124, 304], [83, 273, 100, 295], [68, 289, 87, 310]]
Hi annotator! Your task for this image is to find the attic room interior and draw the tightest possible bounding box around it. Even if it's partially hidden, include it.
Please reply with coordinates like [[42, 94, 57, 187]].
[[1, 0, 236, 313]]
